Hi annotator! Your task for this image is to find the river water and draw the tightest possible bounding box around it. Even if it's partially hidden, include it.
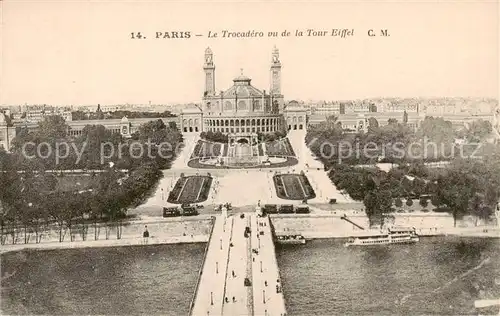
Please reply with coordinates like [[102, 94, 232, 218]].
[[276, 237, 500, 316], [0, 243, 205, 315], [1, 238, 499, 315]]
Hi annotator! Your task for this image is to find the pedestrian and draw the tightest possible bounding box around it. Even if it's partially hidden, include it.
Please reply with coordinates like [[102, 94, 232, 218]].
[[232, 270, 235, 277], [265, 280, 268, 286], [232, 296, 236, 302], [143, 225, 149, 244]]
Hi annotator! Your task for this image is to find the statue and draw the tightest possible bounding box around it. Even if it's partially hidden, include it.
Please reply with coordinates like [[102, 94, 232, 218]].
[[273, 55, 279, 63], [206, 55, 212, 63]]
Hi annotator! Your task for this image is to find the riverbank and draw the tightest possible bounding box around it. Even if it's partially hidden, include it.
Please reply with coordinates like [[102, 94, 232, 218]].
[[0, 234, 209, 254], [2, 213, 498, 255], [0, 216, 213, 254], [270, 213, 500, 238]]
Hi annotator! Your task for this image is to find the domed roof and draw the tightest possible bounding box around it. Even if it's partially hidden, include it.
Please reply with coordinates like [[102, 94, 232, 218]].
[[0, 113, 6, 124], [222, 82, 264, 98], [205, 47, 212, 54], [233, 75, 251, 82], [285, 100, 305, 111], [121, 116, 129, 123]]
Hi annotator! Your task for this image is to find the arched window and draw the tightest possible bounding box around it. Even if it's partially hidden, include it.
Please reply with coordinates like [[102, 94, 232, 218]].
[[224, 101, 233, 111], [253, 100, 261, 111], [241, 119, 245, 126], [251, 119, 256, 126]]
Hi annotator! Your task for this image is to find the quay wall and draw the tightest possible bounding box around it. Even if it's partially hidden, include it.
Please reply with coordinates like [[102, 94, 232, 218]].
[[0, 217, 213, 249], [269, 213, 497, 238]]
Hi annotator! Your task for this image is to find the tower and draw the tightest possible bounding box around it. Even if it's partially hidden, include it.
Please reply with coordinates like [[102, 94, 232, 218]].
[[270, 46, 281, 95], [204, 47, 216, 96]]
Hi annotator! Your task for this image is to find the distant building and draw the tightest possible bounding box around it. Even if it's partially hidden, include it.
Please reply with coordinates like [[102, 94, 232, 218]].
[[13, 105, 73, 124], [308, 98, 498, 132], [311, 102, 340, 117], [0, 113, 16, 151], [14, 116, 178, 139]]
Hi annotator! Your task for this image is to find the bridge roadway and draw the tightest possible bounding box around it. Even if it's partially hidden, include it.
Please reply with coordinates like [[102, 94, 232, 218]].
[[190, 213, 287, 316]]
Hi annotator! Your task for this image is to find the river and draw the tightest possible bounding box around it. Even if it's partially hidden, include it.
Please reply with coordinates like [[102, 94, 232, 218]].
[[276, 237, 500, 315], [1, 237, 499, 315], [1, 243, 205, 315]]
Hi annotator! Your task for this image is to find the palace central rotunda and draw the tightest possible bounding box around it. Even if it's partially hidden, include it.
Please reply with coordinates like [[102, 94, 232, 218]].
[[180, 47, 306, 144]]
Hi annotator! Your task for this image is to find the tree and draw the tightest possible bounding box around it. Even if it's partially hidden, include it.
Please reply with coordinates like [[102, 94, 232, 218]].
[[406, 198, 414, 207], [430, 194, 441, 208], [368, 117, 379, 132], [394, 198, 403, 208], [417, 117, 454, 158], [388, 118, 398, 125], [469, 193, 494, 226], [434, 171, 477, 227], [37, 115, 68, 140], [466, 119, 493, 143], [419, 196, 429, 208], [401, 176, 413, 195], [364, 188, 393, 228], [412, 177, 426, 197]]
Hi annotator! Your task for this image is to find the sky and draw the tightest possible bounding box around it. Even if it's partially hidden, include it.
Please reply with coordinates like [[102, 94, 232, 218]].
[[0, 1, 498, 106]]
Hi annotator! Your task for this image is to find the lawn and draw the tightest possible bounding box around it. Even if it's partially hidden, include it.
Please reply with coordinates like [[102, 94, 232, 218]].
[[265, 138, 295, 157], [273, 174, 316, 200], [167, 175, 212, 204], [190, 140, 222, 159], [56, 175, 95, 191]]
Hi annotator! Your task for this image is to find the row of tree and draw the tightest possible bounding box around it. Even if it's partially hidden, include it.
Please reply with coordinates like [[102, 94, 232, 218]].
[[71, 109, 176, 121], [0, 115, 183, 244], [9, 116, 183, 171], [306, 115, 495, 167], [329, 158, 500, 227], [199, 131, 229, 143]]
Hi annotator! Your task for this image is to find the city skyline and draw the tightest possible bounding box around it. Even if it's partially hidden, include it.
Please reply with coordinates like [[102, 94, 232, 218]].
[[1, 1, 498, 106]]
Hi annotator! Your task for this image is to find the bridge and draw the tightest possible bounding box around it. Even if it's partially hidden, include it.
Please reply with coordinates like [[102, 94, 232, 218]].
[[190, 212, 287, 316]]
